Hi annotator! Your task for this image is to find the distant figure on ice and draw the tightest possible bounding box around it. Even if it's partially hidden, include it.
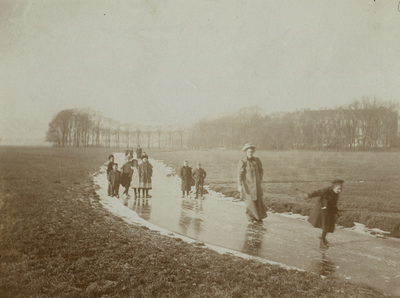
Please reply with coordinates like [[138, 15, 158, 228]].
[[238, 143, 267, 223], [136, 145, 142, 160], [124, 149, 133, 158], [107, 155, 115, 176], [139, 156, 153, 199], [180, 160, 193, 198], [305, 179, 344, 248], [130, 159, 140, 199], [120, 155, 133, 197], [141, 151, 149, 160], [108, 163, 120, 197], [192, 162, 207, 199]]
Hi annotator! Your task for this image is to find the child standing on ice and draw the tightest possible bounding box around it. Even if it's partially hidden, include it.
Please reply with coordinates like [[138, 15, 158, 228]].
[[108, 163, 121, 197], [139, 156, 153, 199], [130, 159, 140, 199], [305, 179, 344, 248], [107, 155, 114, 175]]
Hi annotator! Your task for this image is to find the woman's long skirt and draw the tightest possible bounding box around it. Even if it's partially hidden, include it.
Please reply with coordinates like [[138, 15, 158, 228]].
[[121, 173, 131, 189]]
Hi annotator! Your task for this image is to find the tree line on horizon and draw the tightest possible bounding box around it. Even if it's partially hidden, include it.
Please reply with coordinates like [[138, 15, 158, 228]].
[[45, 108, 185, 149], [188, 97, 399, 151], [46, 97, 399, 151]]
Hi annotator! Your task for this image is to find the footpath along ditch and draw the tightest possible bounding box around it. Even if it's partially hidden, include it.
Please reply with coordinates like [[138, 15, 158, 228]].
[[94, 153, 400, 297]]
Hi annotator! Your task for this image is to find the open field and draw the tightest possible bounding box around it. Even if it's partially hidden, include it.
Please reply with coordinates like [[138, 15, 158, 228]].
[[0, 146, 388, 297], [148, 149, 400, 238]]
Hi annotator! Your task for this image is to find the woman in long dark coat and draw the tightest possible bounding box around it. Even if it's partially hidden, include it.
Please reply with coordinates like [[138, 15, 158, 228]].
[[180, 160, 193, 198], [237, 143, 267, 223], [120, 155, 133, 196], [139, 156, 153, 199], [306, 179, 344, 247]]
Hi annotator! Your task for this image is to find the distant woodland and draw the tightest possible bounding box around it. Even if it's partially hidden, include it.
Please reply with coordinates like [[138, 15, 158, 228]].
[[46, 97, 399, 151]]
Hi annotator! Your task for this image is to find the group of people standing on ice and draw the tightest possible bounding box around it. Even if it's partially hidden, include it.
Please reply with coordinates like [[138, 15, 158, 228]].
[[238, 142, 344, 248], [107, 145, 153, 200], [108, 141, 343, 248], [179, 160, 207, 200]]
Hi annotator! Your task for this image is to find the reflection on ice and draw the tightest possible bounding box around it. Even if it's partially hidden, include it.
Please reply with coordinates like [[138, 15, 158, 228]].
[[242, 223, 267, 257], [128, 197, 151, 221], [179, 199, 204, 236], [314, 249, 337, 278]]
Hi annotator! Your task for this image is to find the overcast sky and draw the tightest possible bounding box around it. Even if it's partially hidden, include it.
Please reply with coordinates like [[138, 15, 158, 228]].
[[1, 0, 400, 142]]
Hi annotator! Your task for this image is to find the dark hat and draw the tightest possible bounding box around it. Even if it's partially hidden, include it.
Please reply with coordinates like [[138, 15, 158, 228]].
[[108, 154, 114, 159], [242, 143, 256, 151]]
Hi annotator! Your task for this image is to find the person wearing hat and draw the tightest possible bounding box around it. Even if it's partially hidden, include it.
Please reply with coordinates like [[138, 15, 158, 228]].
[[139, 156, 153, 199], [180, 160, 193, 198], [305, 179, 344, 248], [237, 143, 267, 223]]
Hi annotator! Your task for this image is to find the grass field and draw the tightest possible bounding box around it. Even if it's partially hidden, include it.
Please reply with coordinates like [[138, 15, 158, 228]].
[[0, 146, 388, 297], [148, 149, 400, 237]]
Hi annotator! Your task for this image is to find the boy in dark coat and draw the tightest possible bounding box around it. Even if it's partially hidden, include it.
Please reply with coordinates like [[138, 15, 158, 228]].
[[306, 179, 344, 247], [180, 160, 193, 198], [107, 155, 114, 175], [108, 163, 121, 197], [192, 162, 207, 199]]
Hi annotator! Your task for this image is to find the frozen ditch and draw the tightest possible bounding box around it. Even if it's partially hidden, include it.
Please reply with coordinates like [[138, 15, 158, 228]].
[[93, 153, 400, 296]]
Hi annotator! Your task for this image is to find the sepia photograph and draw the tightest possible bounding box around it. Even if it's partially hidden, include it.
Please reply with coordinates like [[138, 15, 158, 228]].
[[1, 0, 400, 297]]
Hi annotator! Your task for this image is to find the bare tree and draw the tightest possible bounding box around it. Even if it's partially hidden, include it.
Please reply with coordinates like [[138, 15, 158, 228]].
[[156, 126, 163, 149], [123, 123, 131, 148], [142, 126, 153, 149], [176, 125, 185, 149], [135, 127, 142, 147]]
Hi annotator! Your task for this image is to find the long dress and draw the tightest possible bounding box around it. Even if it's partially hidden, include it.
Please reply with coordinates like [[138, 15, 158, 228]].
[[120, 161, 133, 189], [139, 161, 153, 190], [130, 166, 140, 189], [307, 187, 339, 233], [237, 157, 267, 222]]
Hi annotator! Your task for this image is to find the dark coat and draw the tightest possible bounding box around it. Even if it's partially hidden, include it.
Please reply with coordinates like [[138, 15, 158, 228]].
[[136, 147, 142, 159], [307, 187, 339, 233], [238, 157, 267, 221], [139, 161, 153, 184], [180, 166, 193, 191], [192, 168, 207, 184], [120, 161, 133, 188], [108, 170, 121, 187], [107, 162, 114, 175]]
